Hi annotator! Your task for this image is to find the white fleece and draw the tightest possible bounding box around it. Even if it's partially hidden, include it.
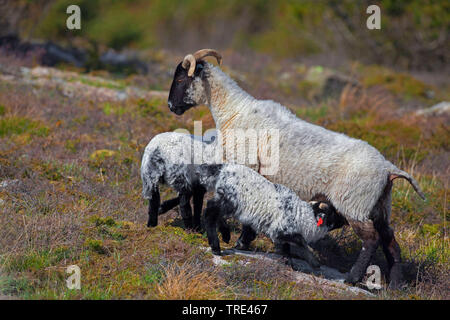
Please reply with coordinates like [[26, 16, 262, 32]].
[[211, 164, 330, 244], [183, 63, 424, 222], [140, 132, 219, 198]]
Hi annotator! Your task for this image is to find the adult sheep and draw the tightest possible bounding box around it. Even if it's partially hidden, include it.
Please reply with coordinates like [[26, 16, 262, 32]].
[[166, 49, 426, 287]]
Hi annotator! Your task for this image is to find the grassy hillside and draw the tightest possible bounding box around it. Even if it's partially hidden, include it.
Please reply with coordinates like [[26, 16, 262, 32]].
[[0, 47, 448, 299]]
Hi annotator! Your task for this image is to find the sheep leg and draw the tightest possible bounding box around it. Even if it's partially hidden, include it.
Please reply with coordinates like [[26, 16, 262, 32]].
[[377, 224, 403, 289], [276, 234, 320, 269], [147, 188, 160, 227], [179, 193, 193, 229], [347, 220, 380, 285], [274, 241, 290, 256], [372, 181, 404, 288], [158, 197, 180, 215], [204, 199, 222, 255], [274, 241, 291, 257], [234, 225, 257, 250], [192, 187, 206, 231], [372, 208, 403, 288], [218, 218, 231, 244]]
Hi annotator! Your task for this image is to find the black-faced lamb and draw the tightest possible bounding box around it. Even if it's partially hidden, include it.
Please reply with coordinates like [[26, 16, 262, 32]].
[[166, 49, 426, 287], [194, 163, 344, 267]]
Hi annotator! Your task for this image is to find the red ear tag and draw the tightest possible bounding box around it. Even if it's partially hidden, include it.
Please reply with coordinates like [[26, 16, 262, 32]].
[[317, 217, 323, 227]]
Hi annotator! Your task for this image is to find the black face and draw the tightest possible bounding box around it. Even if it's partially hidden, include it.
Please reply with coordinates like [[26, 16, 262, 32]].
[[168, 61, 205, 115], [313, 201, 347, 231]]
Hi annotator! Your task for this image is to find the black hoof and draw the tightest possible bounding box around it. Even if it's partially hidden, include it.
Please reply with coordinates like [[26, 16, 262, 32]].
[[388, 274, 405, 290], [212, 249, 222, 256], [387, 263, 405, 290], [147, 220, 157, 227]]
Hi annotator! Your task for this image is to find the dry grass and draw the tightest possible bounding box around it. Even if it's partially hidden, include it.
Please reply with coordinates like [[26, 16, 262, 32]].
[[156, 261, 226, 300]]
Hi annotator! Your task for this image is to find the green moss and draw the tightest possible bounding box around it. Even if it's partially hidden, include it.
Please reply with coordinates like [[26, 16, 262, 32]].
[[361, 65, 430, 100], [4, 247, 71, 272], [89, 215, 116, 227], [72, 115, 88, 125], [5, 252, 48, 272], [36, 161, 83, 182], [0, 275, 32, 297], [89, 149, 116, 160], [296, 80, 321, 102], [64, 139, 79, 153], [327, 117, 426, 162], [137, 98, 166, 117], [39, 161, 64, 181], [420, 224, 442, 237], [157, 225, 205, 246], [88, 215, 127, 241], [78, 77, 125, 90], [251, 279, 298, 299], [99, 226, 126, 241], [296, 105, 328, 123], [415, 239, 449, 265], [88, 149, 117, 168], [102, 102, 127, 116], [143, 265, 163, 284], [84, 239, 106, 254], [392, 175, 445, 225], [0, 117, 49, 137]]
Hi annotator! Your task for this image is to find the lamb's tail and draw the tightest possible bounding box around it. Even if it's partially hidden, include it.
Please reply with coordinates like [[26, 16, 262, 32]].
[[388, 167, 426, 200]]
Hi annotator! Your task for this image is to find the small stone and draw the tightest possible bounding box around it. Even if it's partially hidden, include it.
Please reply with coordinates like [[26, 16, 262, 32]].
[[0, 179, 19, 188], [416, 101, 450, 116]]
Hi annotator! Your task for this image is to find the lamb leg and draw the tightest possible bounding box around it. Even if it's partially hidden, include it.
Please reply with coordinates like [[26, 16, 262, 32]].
[[147, 188, 160, 227], [346, 219, 380, 284], [158, 197, 180, 215], [204, 199, 222, 255], [234, 225, 257, 250]]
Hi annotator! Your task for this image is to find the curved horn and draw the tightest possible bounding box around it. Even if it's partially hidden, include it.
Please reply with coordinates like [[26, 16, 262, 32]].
[[192, 49, 222, 66], [319, 203, 329, 210], [182, 54, 196, 77]]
